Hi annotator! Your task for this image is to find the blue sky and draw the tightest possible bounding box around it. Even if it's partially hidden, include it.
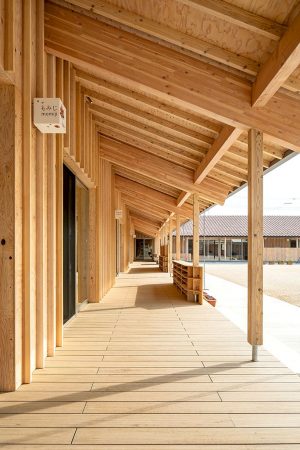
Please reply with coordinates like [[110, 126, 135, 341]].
[[207, 153, 300, 216]]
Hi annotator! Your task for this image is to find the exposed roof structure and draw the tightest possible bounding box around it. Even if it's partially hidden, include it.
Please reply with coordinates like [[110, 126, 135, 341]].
[[44, 0, 300, 237], [179, 216, 300, 237]]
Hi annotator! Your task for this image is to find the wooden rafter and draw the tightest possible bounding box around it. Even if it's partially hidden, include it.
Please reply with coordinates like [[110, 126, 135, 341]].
[[131, 213, 161, 227], [93, 117, 205, 170], [77, 70, 221, 136], [177, 191, 191, 207], [100, 137, 228, 204], [180, 0, 285, 40], [90, 98, 213, 150], [44, 3, 300, 150], [87, 98, 209, 148], [115, 175, 194, 219], [62, 0, 297, 94], [252, 12, 300, 107], [122, 198, 170, 222], [194, 126, 243, 184]]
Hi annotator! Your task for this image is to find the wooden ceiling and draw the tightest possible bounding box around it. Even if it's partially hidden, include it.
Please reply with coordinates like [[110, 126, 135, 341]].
[[44, 0, 300, 237]]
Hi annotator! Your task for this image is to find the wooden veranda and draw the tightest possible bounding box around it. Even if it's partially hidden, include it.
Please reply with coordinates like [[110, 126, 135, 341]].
[[1, 2, 300, 446]]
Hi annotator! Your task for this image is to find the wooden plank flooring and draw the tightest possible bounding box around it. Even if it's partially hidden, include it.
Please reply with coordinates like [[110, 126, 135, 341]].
[[1, 262, 300, 449]]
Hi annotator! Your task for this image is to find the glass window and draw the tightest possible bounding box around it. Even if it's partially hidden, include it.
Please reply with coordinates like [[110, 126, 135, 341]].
[[231, 239, 243, 260]]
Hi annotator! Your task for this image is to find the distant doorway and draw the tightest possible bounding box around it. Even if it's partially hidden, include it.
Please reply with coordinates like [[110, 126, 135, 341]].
[[135, 238, 154, 261], [63, 165, 76, 324]]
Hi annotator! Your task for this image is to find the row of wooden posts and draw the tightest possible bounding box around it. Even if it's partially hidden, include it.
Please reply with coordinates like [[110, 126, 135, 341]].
[[157, 129, 263, 359]]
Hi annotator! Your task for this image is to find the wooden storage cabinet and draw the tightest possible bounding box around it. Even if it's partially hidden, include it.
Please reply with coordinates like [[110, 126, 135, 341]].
[[173, 261, 203, 304], [159, 244, 169, 272]]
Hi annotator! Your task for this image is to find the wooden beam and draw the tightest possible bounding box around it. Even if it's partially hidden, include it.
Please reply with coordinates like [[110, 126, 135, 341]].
[[252, 12, 300, 107], [63, 0, 278, 76], [131, 218, 160, 231], [248, 129, 263, 351], [131, 214, 161, 229], [134, 227, 156, 238], [132, 222, 158, 236], [176, 215, 181, 260], [100, 138, 227, 204], [45, 3, 300, 150], [122, 197, 169, 221], [115, 175, 194, 219], [193, 194, 200, 266], [181, 0, 285, 40], [177, 191, 191, 207], [94, 117, 203, 171], [84, 87, 214, 147], [194, 126, 242, 184], [128, 206, 167, 224], [77, 69, 220, 136]]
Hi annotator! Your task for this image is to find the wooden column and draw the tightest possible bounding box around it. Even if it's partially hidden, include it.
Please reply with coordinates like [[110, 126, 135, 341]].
[[35, 0, 47, 369], [47, 54, 57, 357], [168, 219, 173, 275], [193, 194, 200, 266], [248, 129, 264, 361], [176, 215, 181, 260], [0, 85, 23, 391], [56, 58, 64, 347], [89, 187, 98, 302], [23, 0, 37, 383]]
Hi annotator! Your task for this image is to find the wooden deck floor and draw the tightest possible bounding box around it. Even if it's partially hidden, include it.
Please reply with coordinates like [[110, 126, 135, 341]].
[[1, 262, 300, 449]]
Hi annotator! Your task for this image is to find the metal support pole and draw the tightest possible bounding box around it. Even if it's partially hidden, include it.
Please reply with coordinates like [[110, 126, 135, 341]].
[[252, 344, 258, 362]]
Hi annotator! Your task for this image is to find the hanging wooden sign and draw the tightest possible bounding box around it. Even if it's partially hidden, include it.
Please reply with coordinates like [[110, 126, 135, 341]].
[[33, 98, 66, 133], [115, 209, 123, 220]]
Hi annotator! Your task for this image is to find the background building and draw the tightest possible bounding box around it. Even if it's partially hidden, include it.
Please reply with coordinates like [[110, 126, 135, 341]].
[[177, 216, 300, 262]]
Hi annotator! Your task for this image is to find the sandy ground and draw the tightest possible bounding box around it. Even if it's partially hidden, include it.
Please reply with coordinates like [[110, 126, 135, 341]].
[[204, 263, 300, 307]]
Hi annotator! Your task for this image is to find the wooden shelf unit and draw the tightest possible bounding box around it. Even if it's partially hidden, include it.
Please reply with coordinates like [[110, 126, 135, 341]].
[[159, 255, 168, 272], [159, 244, 169, 272], [173, 260, 203, 304]]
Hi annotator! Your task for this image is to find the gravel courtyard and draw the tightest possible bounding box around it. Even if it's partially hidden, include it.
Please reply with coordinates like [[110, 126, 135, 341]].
[[204, 263, 300, 307]]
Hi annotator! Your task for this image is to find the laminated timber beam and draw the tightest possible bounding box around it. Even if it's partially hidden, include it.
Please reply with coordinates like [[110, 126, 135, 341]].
[[252, 12, 300, 107], [44, 3, 300, 150], [85, 89, 214, 148], [180, 0, 285, 40], [131, 214, 162, 229], [76, 69, 221, 136], [194, 126, 243, 184], [177, 191, 192, 207], [127, 206, 167, 225], [121, 197, 170, 222], [100, 138, 228, 204], [63, 0, 281, 78], [92, 105, 211, 157], [94, 119, 205, 171], [132, 220, 160, 235], [134, 227, 156, 238], [115, 176, 195, 219]]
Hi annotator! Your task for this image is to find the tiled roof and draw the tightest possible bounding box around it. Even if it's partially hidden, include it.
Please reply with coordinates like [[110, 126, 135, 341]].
[[178, 216, 300, 237]]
